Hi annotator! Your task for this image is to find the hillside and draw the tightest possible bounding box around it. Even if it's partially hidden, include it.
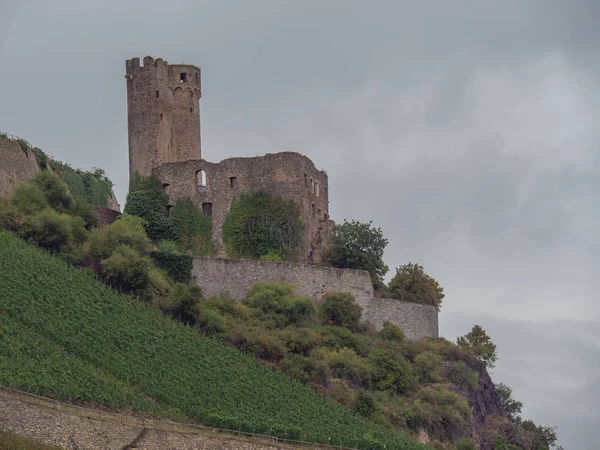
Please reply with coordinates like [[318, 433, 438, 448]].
[[0, 231, 425, 449]]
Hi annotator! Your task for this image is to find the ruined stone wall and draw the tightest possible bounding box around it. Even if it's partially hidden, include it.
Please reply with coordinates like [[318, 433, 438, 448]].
[[192, 257, 374, 311], [0, 388, 309, 450], [126, 56, 201, 178], [364, 298, 439, 339], [156, 152, 331, 257], [0, 137, 40, 198]]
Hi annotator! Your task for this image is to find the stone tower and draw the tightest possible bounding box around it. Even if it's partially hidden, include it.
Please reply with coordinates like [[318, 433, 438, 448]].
[[125, 56, 201, 178]]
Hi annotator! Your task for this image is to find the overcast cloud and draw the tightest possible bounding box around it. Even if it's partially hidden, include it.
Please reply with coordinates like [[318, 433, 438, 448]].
[[1, 1, 599, 448]]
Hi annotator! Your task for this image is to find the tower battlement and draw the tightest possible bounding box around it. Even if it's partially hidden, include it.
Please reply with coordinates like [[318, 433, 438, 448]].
[[125, 55, 201, 178]]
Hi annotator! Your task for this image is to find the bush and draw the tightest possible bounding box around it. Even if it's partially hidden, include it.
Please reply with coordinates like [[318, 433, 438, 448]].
[[327, 348, 372, 387], [244, 282, 316, 326], [99, 245, 152, 294], [151, 241, 193, 283], [10, 182, 48, 214], [88, 219, 151, 262], [388, 263, 445, 311], [354, 389, 378, 417], [31, 171, 72, 212], [379, 321, 405, 343], [227, 326, 287, 362], [222, 191, 304, 261], [68, 201, 99, 229], [320, 292, 362, 331], [414, 351, 443, 383], [204, 293, 252, 320], [278, 328, 320, 356], [259, 250, 284, 262], [278, 354, 327, 384], [168, 283, 203, 325], [0, 199, 19, 232], [198, 309, 228, 336], [368, 349, 414, 394], [321, 326, 363, 353], [454, 438, 477, 450], [20, 209, 87, 255], [457, 325, 497, 369], [449, 361, 480, 391], [146, 267, 170, 302]]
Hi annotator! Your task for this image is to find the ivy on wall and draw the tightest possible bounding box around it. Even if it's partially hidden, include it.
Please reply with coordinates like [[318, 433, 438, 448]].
[[124, 173, 176, 241], [171, 198, 215, 256], [222, 191, 304, 261]]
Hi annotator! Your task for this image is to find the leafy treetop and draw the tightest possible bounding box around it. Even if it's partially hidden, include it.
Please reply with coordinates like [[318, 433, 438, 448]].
[[457, 325, 498, 369], [388, 263, 445, 311]]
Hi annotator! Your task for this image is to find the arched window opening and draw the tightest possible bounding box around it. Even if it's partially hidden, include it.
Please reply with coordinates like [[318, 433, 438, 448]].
[[162, 183, 170, 195], [310, 177, 314, 193], [196, 170, 207, 193], [304, 173, 308, 188], [315, 181, 320, 197], [180, 73, 187, 82], [202, 202, 213, 216], [312, 203, 316, 217], [166, 205, 173, 217]]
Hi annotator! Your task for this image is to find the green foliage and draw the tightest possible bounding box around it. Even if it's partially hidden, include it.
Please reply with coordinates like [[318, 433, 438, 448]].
[[454, 438, 477, 450], [20, 209, 87, 256], [379, 321, 405, 343], [0, 232, 427, 449], [320, 292, 362, 331], [496, 383, 523, 423], [31, 147, 48, 170], [17, 138, 29, 153], [227, 326, 288, 362], [279, 354, 321, 384], [457, 325, 498, 369], [244, 282, 316, 326], [259, 249, 284, 262], [0, 199, 19, 232], [31, 171, 72, 212], [222, 191, 304, 261], [327, 348, 373, 387], [354, 389, 378, 418], [99, 245, 153, 293], [325, 219, 389, 286], [414, 351, 443, 383], [449, 361, 480, 391], [388, 263, 445, 311], [493, 436, 519, 450], [10, 182, 48, 214], [368, 349, 415, 394], [321, 325, 365, 355], [124, 173, 176, 241], [0, 431, 64, 450], [197, 309, 228, 336], [68, 201, 99, 229], [168, 283, 203, 325], [278, 327, 320, 356], [170, 198, 215, 255], [88, 218, 151, 262], [151, 241, 193, 283]]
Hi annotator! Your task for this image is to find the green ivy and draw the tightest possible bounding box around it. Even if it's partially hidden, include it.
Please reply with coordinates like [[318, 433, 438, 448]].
[[171, 198, 215, 256], [222, 191, 304, 261], [124, 173, 176, 242], [151, 248, 192, 283]]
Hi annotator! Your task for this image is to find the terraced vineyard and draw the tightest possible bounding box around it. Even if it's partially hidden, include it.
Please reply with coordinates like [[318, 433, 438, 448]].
[[0, 232, 425, 449]]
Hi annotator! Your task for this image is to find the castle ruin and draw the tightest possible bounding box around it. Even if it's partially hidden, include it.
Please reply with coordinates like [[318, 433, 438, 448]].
[[126, 56, 332, 258]]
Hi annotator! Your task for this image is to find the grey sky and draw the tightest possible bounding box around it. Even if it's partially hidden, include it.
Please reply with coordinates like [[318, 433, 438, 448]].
[[1, 1, 599, 447]]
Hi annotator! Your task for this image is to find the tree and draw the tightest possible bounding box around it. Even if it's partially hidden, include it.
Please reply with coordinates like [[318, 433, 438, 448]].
[[457, 325, 497, 368], [495, 383, 523, 423], [388, 263, 444, 310], [320, 292, 363, 331], [326, 219, 388, 287]]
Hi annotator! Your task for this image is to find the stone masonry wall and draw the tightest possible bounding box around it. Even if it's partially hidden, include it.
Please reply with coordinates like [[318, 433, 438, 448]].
[[157, 152, 332, 258], [0, 388, 308, 450], [365, 298, 439, 339], [0, 137, 40, 198], [192, 257, 374, 311], [192, 258, 439, 339]]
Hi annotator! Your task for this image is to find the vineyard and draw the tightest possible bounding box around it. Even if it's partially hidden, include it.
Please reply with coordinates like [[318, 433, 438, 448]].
[[0, 232, 426, 449]]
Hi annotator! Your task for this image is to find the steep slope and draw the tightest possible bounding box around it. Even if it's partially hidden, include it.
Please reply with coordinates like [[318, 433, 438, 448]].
[[0, 232, 425, 450]]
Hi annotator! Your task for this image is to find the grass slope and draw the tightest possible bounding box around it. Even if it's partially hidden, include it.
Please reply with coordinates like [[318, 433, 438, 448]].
[[0, 232, 425, 450], [0, 431, 63, 450]]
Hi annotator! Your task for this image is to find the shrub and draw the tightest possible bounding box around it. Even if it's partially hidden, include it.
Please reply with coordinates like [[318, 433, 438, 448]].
[[278, 353, 326, 384], [99, 245, 152, 294], [31, 171, 72, 212], [68, 201, 99, 229], [327, 348, 372, 387], [204, 293, 252, 320], [388, 263, 444, 311], [320, 292, 362, 331], [88, 219, 151, 262], [169, 283, 203, 325], [321, 326, 363, 354], [259, 250, 284, 262], [354, 389, 378, 418], [222, 191, 304, 261], [20, 209, 87, 255], [368, 348, 415, 394], [379, 321, 405, 343], [0, 199, 19, 232], [449, 361, 480, 392], [151, 241, 193, 283], [457, 325, 497, 369], [227, 326, 287, 362], [414, 351, 443, 383], [10, 182, 48, 214], [146, 267, 170, 302], [278, 327, 320, 356], [454, 438, 477, 450], [244, 282, 316, 326], [198, 309, 228, 336]]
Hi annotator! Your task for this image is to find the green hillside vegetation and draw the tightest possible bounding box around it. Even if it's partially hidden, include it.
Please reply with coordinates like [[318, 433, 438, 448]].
[[0, 231, 426, 449], [0, 431, 63, 450], [0, 170, 558, 449]]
